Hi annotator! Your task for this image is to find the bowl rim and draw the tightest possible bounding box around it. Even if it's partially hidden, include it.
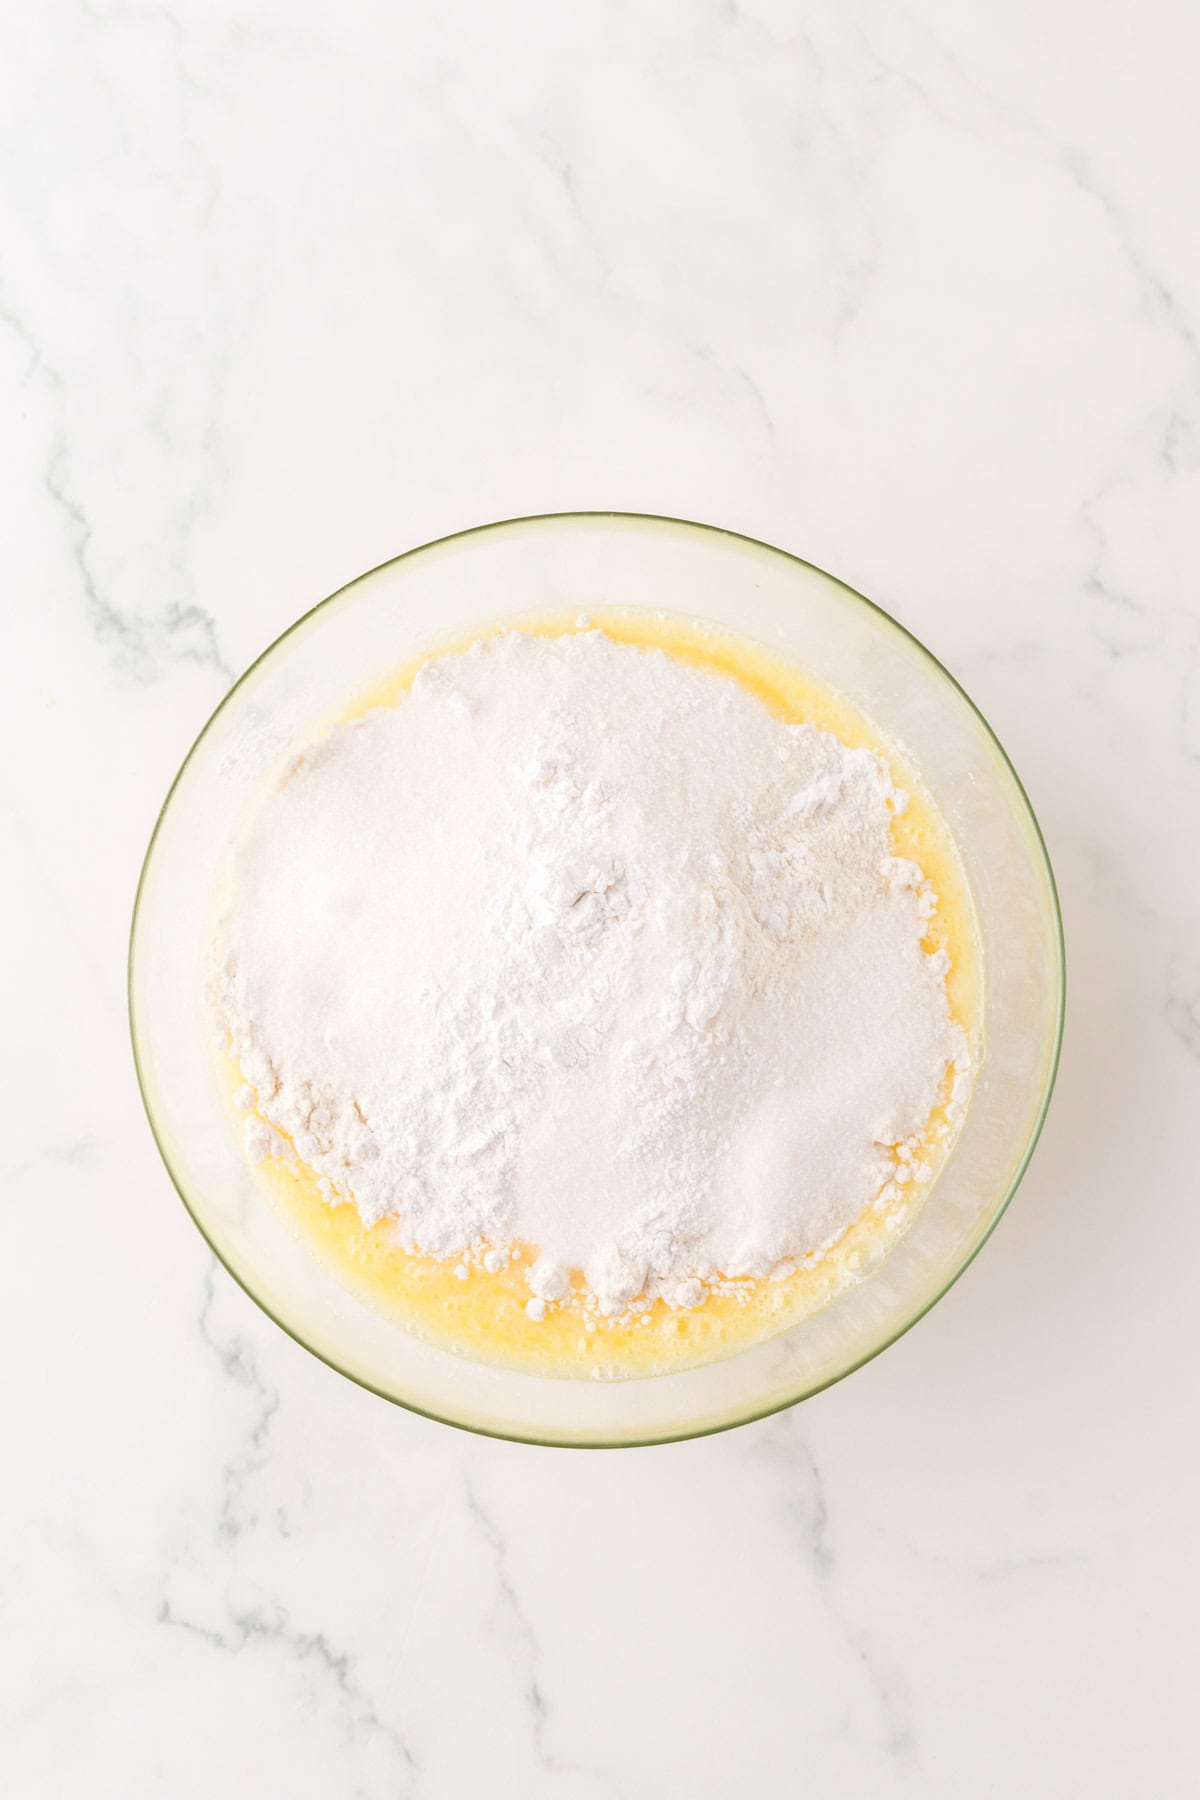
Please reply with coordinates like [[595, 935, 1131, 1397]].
[[128, 510, 1066, 1447]]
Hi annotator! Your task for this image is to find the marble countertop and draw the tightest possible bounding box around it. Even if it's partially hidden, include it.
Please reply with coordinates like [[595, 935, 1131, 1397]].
[[3, 1, 1197, 1794]]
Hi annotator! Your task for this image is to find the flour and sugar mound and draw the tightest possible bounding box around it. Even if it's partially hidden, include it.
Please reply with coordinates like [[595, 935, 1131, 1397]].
[[215, 628, 969, 1320]]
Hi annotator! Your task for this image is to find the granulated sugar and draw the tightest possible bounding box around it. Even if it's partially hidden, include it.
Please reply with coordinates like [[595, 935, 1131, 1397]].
[[215, 629, 968, 1317]]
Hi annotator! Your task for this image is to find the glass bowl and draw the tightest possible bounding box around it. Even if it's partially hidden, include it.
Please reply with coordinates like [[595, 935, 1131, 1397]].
[[129, 513, 1064, 1446]]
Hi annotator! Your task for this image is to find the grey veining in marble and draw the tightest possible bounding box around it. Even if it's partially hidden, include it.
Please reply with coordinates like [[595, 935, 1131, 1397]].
[[2, 1, 1198, 1794]]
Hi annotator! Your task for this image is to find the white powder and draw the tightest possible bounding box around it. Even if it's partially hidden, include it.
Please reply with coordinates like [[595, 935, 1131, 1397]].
[[215, 629, 969, 1318]]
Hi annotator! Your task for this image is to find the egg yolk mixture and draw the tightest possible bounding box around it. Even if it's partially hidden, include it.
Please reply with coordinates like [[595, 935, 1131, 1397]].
[[222, 612, 981, 1379]]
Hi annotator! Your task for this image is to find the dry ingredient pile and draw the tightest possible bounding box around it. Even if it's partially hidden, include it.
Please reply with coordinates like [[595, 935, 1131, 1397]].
[[215, 629, 970, 1323]]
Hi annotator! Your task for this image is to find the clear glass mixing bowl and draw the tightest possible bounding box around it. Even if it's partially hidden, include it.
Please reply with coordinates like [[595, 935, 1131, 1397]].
[[129, 514, 1064, 1445]]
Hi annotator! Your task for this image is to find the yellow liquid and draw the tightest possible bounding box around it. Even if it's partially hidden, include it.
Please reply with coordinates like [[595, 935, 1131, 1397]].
[[229, 613, 982, 1380]]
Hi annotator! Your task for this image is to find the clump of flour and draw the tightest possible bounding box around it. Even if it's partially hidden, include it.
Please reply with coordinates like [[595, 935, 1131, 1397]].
[[214, 629, 970, 1318]]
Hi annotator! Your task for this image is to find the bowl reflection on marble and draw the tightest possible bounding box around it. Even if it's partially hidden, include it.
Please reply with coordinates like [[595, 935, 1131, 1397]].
[[129, 513, 1063, 1446]]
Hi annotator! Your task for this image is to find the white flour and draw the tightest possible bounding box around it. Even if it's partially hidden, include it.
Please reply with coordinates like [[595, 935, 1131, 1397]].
[[215, 629, 969, 1317]]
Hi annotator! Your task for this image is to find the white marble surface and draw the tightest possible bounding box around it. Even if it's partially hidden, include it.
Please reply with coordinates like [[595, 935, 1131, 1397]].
[[2, 0, 1198, 1792]]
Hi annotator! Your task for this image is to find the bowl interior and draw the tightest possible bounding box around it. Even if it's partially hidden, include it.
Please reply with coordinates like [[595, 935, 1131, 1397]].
[[130, 514, 1063, 1445]]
